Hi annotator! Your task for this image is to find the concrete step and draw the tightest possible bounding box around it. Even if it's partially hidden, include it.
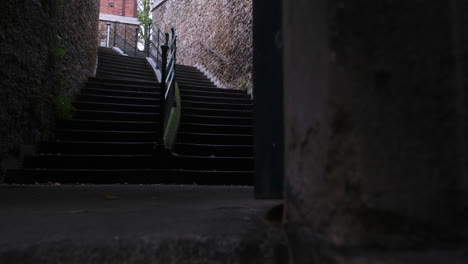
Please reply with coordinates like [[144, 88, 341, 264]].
[[98, 51, 147, 62], [177, 79, 217, 88], [80, 87, 159, 98], [23, 155, 156, 169], [57, 120, 159, 131], [73, 101, 159, 113], [182, 114, 253, 125], [97, 62, 152, 72], [178, 132, 253, 145], [53, 129, 158, 142], [74, 109, 159, 121], [5, 169, 253, 185], [96, 70, 156, 82], [176, 71, 207, 79], [180, 88, 250, 99], [88, 77, 158, 87], [98, 56, 149, 67], [182, 100, 253, 111], [77, 94, 159, 105], [38, 141, 155, 155], [181, 94, 252, 104], [180, 123, 253, 134], [170, 155, 254, 171], [174, 143, 253, 157], [183, 107, 252, 118], [97, 65, 154, 76], [86, 81, 160, 93], [23, 154, 253, 171], [179, 84, 246, 94], [176, 76, 214, 86]]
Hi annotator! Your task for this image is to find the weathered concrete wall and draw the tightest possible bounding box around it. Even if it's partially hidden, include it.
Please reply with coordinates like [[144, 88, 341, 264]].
[[283, 0, 468, 255], [0, 0, 99, 180], [152, 0, 252, 90]]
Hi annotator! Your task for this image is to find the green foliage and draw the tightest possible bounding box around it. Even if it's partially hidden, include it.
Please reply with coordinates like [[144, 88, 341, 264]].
[[50, 0, 64, 16], [51, 94, 76, 120], [137, 0, 152, 51], [239, 79, 248, 90], [51, 45, 65, 60], [41, 0, 64, 16]]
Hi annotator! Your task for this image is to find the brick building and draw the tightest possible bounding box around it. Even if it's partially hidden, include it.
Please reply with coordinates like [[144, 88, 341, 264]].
[[98, 0, 140, 55]]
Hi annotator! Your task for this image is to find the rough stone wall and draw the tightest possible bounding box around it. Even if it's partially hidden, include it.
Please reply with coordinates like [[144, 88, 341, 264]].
[[283, 0, 468, 254], [0, 0, 99, 179], [152, 0, 253, 90]]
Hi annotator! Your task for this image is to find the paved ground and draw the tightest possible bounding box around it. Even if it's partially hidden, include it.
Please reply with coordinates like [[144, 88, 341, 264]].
[[0, 184, 285, 263]]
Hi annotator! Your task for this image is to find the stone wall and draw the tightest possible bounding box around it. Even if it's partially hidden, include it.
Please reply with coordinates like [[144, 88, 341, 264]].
[[0, 0, 99, 180], [283, 0, 468, 254], [152, 0, 253, 91]]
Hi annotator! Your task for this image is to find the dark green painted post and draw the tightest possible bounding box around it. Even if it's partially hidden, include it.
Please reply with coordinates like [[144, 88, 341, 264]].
[[253, 0, 284, 198]]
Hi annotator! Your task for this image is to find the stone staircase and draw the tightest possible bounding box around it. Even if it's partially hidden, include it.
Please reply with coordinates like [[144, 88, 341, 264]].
[[5, 48, 253, 185]]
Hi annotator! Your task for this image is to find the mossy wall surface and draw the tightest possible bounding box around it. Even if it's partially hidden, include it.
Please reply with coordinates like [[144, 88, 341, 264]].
[[0, 0, 100, 178]]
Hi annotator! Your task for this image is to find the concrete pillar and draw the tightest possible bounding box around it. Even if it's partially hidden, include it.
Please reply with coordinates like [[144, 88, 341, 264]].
[[283, 0, 468, 254]]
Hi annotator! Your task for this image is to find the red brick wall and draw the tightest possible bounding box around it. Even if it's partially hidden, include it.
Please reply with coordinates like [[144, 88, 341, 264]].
[[100, 0, 137, 17]]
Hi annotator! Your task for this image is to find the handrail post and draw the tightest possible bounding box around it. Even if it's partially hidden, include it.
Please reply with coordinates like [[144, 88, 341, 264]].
[[135, 27, 139, 56], [113, 22, 118, 46], [156, 28, 160, 67], [160, 43, 169, 143], [124, 24, 127, 53]]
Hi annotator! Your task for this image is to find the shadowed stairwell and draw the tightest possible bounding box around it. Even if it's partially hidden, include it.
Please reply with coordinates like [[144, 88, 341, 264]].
[[5, 47, 254, 185]]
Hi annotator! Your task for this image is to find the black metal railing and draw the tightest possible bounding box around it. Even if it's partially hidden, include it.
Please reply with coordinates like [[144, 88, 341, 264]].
[[159, 27, 177, 145], [103, 21, 140, 57], [148, 26, 166, 69]]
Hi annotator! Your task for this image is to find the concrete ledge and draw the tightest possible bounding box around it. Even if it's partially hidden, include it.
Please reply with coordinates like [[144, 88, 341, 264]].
[[0, 185, 284, 263], [99, 14, 139, 25]]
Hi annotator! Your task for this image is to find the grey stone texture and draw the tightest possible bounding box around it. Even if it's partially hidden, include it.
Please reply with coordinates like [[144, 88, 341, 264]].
[[0, 0, 99, 179], [152, 0, 253, 90], [283, 0, 468, 254]]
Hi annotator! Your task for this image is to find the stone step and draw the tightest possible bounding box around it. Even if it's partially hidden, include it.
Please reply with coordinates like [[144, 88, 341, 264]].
[[97, 65, 154, 76], [181, 94, 252, 104], [73, 101, 159, 113], [177, 132, 253, 145], [74, 109, 159, 121], [23, 154, 254, 171], [38, 141, 155, 155], [180, 88, 250, 99], [182, 100, 253, 111], [179, 123, 253, 134], [57, 120, 159, 131], [178, 84, 246, 94], [174, 143, 253, 157], [182, 114, 253, 126], [88, 77, 158, 87], [86, 81, 160, 93], [96, 70, 157, 82], [53, 129, 158, 142], [77, 94, 159, 105], [5, 169, 253, 185], [80, 87, 159, 99], [183, 107, 252, 118]]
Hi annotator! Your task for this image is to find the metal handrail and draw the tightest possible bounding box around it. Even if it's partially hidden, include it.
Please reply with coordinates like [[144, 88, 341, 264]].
[[104, 21, 139, 57], [159, 27, 177, 145]]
